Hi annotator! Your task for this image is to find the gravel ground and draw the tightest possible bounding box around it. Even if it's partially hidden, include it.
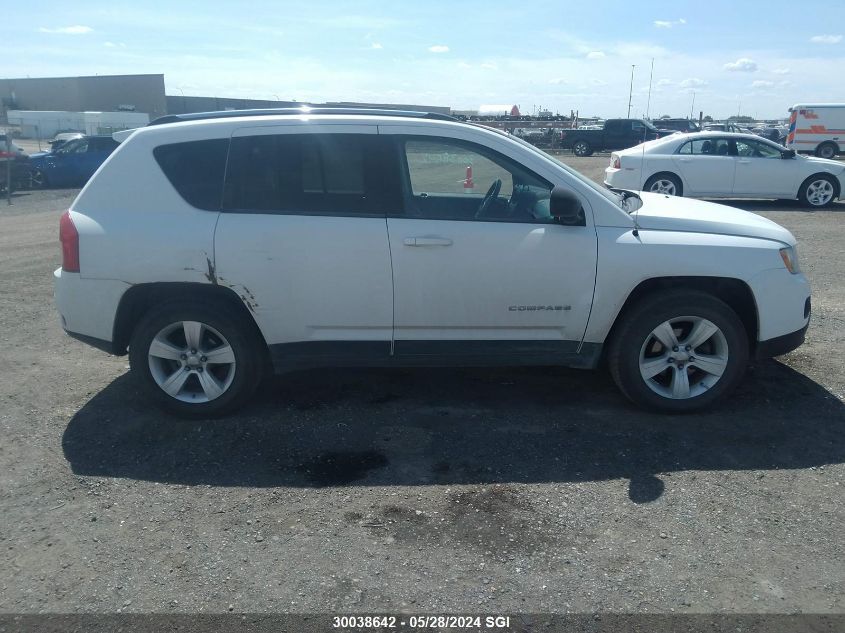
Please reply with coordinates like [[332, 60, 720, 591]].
[[1, 156, 843, 615]]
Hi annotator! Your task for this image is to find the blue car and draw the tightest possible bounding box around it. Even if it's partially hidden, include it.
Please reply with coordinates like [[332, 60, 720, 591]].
[[30, 135, 119, 188]]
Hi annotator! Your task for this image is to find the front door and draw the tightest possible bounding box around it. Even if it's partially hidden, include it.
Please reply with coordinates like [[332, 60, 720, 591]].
[[731, 138, 798, 197], [385, 135, 598, 361]]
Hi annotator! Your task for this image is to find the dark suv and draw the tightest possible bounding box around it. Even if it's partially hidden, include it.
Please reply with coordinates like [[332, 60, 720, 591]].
[[653, 118, 700, 133]]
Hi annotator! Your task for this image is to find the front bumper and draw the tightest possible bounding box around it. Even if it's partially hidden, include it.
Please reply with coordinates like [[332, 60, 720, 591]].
[[756, 322, 808, 359]]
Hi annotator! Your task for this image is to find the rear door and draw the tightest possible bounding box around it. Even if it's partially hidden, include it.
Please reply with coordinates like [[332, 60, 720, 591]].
[[671, 137, 737, 195], [214, 124, 399, 367], [603, 120, 628, 149]]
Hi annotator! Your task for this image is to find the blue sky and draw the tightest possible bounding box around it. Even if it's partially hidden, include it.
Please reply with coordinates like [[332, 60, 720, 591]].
[[3, 0, 844, 119]]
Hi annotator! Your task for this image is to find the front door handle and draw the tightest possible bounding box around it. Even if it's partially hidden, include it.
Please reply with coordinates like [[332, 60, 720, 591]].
[[738, 159, 751, 164], [403, 237, 453, 247]]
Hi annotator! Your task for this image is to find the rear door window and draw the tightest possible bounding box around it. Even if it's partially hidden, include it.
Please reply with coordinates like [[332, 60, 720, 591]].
[[222, 133, 400, 216], [153, 138, 229, 211]]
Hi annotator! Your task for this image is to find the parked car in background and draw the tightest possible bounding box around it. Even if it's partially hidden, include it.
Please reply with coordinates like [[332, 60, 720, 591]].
[[753, 125, 785, 143], [48, 131, 84, 151], [560, 119, 665, 156], [703, 122, 748, 134], [786, 103, 845, 159], [55, 108, 810, 418], [0, 133, 31, 193], [604, 132, 844, 207], [653, 118, 701, 134], [29, 135, 120, 188]]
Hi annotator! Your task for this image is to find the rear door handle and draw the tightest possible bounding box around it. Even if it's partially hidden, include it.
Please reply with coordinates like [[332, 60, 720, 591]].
[[403, 237, 453, 247]]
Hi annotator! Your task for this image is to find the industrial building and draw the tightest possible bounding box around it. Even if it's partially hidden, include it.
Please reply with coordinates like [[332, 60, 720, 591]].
[[0, 74, 167, 123]]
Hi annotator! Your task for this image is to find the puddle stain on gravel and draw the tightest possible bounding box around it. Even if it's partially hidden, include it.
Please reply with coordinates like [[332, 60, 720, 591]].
[[297, 450, 389, 487], [348, 485, 559, 559]]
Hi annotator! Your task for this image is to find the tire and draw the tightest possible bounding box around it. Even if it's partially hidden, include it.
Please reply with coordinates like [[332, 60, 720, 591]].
[[29, 169, 47, 189], [815, 142, 838, 160], [128, 300, 266, 418], [644, 173, 683, 197], [798, 174, 837, 208], [572, 140, 593, 157], [607, 291, 749, 412]]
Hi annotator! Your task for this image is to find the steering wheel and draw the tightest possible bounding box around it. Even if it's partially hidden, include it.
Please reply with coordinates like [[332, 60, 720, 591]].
[[475, 179, 502, 219]]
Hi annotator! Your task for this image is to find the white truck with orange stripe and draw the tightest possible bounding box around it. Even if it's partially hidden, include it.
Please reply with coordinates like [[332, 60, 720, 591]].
[[786, 103, 845, 159]]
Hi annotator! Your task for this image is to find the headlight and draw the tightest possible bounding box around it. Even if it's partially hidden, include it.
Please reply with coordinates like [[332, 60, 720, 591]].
[[779, 246, 800, 274]]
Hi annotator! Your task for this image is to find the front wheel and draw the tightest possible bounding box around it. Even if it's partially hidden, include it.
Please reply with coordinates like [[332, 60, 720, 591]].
[[799, 174, 837, 208], [29, 168, 47, 189], [128, 301, 266, 418], [815, 142, 838, 160], [607, 291, 749, 412]]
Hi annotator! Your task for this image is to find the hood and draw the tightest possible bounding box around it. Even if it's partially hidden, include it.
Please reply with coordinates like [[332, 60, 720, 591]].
[[631, 192, 796, 245], [30, 151, 50, 159], [799, 155, 845, 172]]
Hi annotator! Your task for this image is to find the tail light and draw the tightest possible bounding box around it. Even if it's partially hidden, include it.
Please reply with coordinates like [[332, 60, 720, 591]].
[[611, 156, 620, 169], [59, 211, 80, 272]]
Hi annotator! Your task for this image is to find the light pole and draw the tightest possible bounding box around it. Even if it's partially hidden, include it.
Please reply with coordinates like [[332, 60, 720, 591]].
[[627, 65, 636, 118], [645, 58, 654, 120]]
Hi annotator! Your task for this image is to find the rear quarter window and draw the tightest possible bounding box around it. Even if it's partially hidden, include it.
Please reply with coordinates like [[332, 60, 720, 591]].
[[153, 139, 229, 211]]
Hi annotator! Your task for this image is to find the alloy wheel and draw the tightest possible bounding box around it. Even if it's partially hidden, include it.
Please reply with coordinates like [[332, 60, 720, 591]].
[[649, 179, 677, 196], [147, 320, 236, 403], [638, 315, 729, 400], [805, 179, 834, 206]]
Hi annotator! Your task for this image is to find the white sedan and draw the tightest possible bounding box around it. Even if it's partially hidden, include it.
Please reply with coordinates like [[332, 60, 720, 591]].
[[604, 132, 844, 207]]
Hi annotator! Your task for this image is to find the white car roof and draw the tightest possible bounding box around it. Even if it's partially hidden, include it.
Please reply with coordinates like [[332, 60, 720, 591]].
[[614, 131, 785, 156]]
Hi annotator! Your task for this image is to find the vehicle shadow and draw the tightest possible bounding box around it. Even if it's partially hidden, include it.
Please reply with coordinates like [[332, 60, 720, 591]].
[[62, 359, 844, 502]]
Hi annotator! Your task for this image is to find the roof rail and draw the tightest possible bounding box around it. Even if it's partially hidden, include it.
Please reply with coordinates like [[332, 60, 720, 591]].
[[148, 107, 458, 126]]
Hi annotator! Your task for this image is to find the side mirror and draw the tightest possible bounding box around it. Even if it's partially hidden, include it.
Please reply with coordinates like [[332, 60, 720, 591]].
[[550, 186, 585, 226], [781, 149, 796, 159]]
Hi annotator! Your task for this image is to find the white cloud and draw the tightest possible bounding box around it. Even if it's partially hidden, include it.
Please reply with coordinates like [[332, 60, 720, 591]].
[[39, 25, 93, 34], [481, 62, 497, 70], [752, 80, 774, 88], [724, 57, 758, 72], [772, 67, 790, 74], [679, 77, 707, 88], [428, 45, 449, 53], [656, 78, 673, 86], [810, 34, 842, 44], [654, 18, 686, 28], [590, 78, 607, 85], [369, 42, 383, 49], [548, 77, 567, 84], [586, 51, 605, 59], [103, 41, 126, 48]]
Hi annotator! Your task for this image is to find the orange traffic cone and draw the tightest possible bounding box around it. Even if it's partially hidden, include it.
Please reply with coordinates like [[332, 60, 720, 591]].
[[463, 165, 474, 192]]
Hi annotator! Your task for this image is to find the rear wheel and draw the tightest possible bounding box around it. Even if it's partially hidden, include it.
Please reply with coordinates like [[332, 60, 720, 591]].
[[799, 174, 837, 208], [644, 173, 683, 197], [815, 142, 838, 160], [128, 301, 265, 418], [608, 291, 748, 412], [572, 140, 593, 157]]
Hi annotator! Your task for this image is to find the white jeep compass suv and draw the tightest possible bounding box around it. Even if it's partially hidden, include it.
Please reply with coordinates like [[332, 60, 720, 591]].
[[54, 108, 811, 418]]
